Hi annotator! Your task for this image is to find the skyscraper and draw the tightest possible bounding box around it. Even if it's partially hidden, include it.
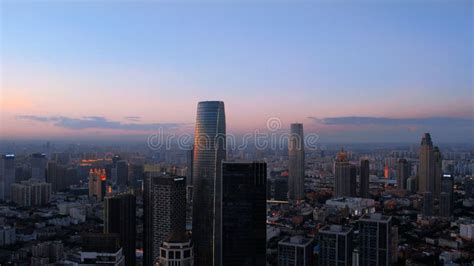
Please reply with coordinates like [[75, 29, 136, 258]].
[[360, 159, 370, 198], [439, 192, 451, 218], [104, 192, 136, 266], [192, 101, 226, 266], [88, 169, 106, 201], [47, 161, 69, 192], [440, 174, 454, 218], [220, 161, 266, 266], [31, 153, 47, 181], [359, 213, 395, 266], [433, 146, 442, 199], [419, 133, 435, 195], [116, 160, 129, 187], [334, 150, 354, 197], [318, 225, 354, 266], [350, 164, 357, 197], [397, 159, 410, 190], [144, 173, 187, 266], [0, 154, 15, 201], [186, 146, 193, 187], [422, 191, 433, 216], [288, 123, 305, 201]]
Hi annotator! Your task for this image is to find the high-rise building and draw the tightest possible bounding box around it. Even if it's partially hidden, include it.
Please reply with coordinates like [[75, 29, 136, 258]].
[[273, 177, 288, 201], [0, 154, 16, 201], [439, 192, 451, 218], [47, 161, 69, 192], [439, 174, 454, 218], [192, 101, 226, 266], [419, 133, 435, 195], [88, 169, 106, 201], [11, 179, 51, 207], [144, 173, 187, 266], [31, 153, 47, 181], [129, 164, 144, 188], [116, 160, 129, 187], [360, 159, 370, 198], [465, 177, 474, 199], [186, 147, 193, 187], [288, 123, 305, 201], [104, 192, 136, 266], [422, 191, 433, 216], [350, 165, 357, 197], [220, 161, 266, 266], [407, 176, 417, 194], [433, 147, 442, 199], [397, 159, 410, 190], [359, 213, 395, 266], [334, 150, 354, 197], [318, 225, 354, 266], [278, 236, 314, 266]]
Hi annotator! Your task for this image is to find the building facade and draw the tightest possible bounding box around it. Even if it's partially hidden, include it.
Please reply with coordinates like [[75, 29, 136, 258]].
[[288, 123, 305, 201], [278, 236, 313, 266], [358, 213, 395, 266], [191, 101, 226, 266], [220, 161, 266, 266], [104, 192, 136, 266], [360, 159, 370, 198], [318, 225, 354, 266], [144, 173, 187, 266]]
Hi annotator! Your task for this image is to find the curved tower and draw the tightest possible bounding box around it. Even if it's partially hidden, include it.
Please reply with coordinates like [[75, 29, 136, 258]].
[[192, 101, 226, 266]]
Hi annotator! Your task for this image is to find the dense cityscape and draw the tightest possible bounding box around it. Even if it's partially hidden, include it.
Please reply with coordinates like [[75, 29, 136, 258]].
[[2, 1, 473, 265], [0, 101, 473, 265]]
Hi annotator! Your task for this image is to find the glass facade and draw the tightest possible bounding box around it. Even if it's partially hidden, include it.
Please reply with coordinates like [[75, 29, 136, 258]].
[[192, 101, 226, 266]]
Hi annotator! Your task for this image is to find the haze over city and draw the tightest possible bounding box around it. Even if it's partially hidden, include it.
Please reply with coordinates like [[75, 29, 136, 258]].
[[1, 1, 473, 142]]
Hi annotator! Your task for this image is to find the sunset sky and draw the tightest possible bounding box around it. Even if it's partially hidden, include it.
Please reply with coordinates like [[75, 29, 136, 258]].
[[1, 1, 472, 142]]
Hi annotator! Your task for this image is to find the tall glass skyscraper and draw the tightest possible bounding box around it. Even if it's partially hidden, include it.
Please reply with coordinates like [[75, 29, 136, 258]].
[[288, 123, 305, 200], [192, 101, 226, 266], [104, 192, 136, 266], [220, 161, 266, 266]]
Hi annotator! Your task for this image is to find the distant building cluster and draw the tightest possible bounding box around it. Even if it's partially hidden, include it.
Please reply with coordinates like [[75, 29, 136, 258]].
[[1, 101, 474, 265]]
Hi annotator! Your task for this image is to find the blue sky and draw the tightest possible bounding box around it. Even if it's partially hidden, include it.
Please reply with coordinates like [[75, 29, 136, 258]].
[[1, 0, 473, 142]]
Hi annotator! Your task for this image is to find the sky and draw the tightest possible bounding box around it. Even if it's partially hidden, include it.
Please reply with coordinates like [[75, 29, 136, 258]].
[[1, 0, 473, 143]]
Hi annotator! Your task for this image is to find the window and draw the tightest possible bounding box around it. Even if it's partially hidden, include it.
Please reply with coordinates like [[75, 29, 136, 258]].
[[184, 250, 190, 258]]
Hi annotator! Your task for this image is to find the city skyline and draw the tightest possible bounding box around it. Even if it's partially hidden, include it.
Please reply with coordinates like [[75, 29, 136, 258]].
[[1, 1, 473, 142]]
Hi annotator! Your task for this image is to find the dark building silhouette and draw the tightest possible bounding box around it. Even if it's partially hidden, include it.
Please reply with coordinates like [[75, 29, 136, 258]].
[[422, 191, 433, 216], [116, 160, 129, 186], [31, 153, 47, 181], [144, 173, 186, 265], [334, 150, 354, 197], [273, 177, 288, 201], [397, 159, 410, 190], [192, 101, 226, 266], [440, 174, 454, 218], [104, 192, 136, 266], [220, 161, 266, 266], [0, 154, 15, 201], [360, 159, 370, 198]]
